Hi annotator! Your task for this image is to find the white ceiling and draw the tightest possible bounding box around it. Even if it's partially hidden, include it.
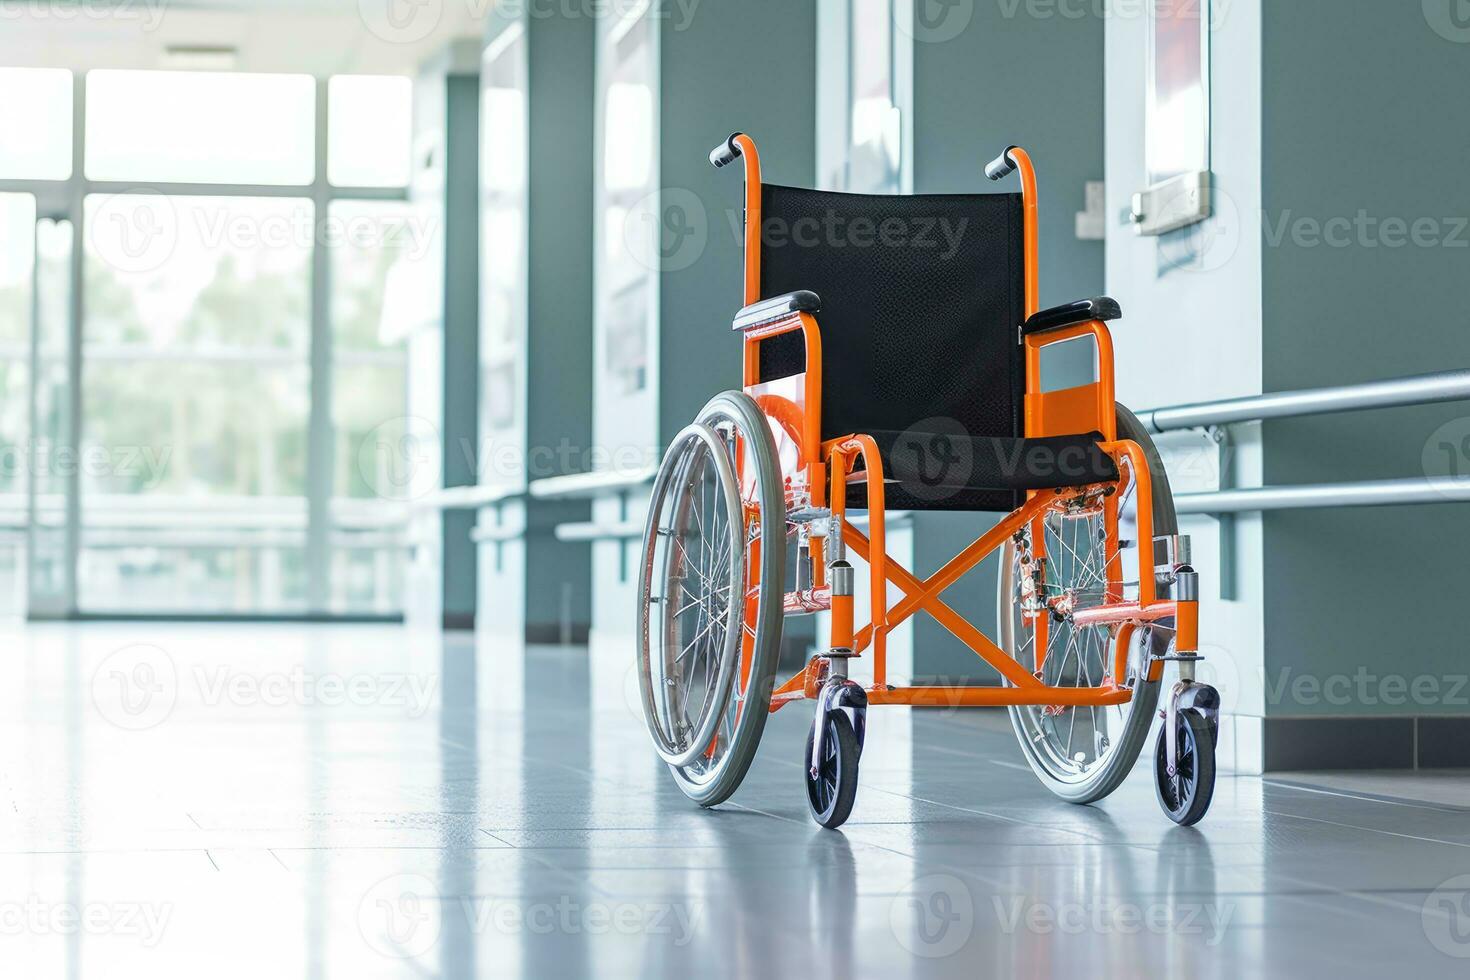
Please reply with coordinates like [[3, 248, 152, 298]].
[[0, 1, 489, 76]]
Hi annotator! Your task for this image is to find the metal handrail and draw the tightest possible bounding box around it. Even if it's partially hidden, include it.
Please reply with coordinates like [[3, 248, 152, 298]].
[[554, 520, 643, 542], [1138, 369, 1470, 433], [529, 466, 657, 501], [416, 484, 522, 511], [1139, 368, 1470, 515], [470, 525, 524, 544], [1176, 477, 1470, 515]]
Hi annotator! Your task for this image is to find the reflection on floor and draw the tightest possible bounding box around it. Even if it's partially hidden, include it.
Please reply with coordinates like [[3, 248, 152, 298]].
[[1, 623, 1468, 977]]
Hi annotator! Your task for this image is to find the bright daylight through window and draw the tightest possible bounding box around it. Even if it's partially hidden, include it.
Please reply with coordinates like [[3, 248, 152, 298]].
[[1, 67, 420, 616]]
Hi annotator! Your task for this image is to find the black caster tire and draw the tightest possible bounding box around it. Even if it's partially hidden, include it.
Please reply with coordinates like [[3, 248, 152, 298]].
[[1154, 709, 1216, 826], [805, 711, 860, 830]]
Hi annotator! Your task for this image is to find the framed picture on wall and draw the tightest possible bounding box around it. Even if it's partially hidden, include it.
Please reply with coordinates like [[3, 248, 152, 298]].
[[1132, 0, 1212, 236]]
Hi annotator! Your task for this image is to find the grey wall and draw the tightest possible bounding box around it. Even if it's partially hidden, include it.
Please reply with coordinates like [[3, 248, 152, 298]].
[[655, 0, 818, 660], [1261, 1, 1470, 721], [527, 16, 595, 464], [908, 1, 1106, 682], [912, 1, 1104, 311], [441, 71, 481, 628], [523, 11, 596, 639], [656, 0, 819, 445]]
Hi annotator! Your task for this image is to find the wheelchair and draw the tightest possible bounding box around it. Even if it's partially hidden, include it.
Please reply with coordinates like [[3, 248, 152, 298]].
[[634, 133, 1220, 830]]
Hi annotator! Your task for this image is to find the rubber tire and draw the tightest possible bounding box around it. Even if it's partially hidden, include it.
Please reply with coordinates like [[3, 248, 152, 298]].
[[1001, 403, 1175, 804], [805, 711, 860, 830], [1154, 709, 1216, 826], [664, 391, 786, 808]]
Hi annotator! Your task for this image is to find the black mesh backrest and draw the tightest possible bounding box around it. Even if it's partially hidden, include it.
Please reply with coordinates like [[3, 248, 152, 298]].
[[757, 185, 1026, 445]]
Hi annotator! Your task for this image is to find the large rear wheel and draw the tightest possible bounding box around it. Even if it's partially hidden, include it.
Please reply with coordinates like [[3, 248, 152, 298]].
[[997, 405, 1177, 804], [636, 391, 785, 807]]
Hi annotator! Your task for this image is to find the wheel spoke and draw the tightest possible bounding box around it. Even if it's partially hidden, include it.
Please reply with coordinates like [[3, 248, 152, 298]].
[[1003, 430, 1170, 786]]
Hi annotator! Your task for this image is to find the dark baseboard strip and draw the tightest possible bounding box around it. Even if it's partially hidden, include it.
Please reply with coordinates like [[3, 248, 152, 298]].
[[1263, 716, 1470, 770], [525, 623, 592, 645], [1414, 717, 1470, 768]]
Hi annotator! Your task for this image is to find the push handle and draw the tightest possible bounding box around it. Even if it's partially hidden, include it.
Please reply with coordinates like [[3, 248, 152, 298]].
[[985, 145, 1019, 181], [709, 132, 744, 169]]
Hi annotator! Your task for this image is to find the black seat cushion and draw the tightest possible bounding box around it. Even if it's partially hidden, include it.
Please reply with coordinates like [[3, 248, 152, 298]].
[[844, 429, 1119, 512], [756, 184, 1049, 511]]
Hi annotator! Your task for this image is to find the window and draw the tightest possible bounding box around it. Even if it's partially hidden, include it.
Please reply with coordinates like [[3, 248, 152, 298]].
[[3, 69, 420, 617], [0, 69, 72, 180], [1146, 0, 1210, 185], [86, 70, 315, 185], [80, 195, 313, 613], [848, 0, 900, 192], [328, 75, 413, 187]]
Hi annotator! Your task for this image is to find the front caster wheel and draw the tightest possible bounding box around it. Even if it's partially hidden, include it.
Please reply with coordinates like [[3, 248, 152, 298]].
[[1154, 709, 1216, 826], [805, 711, 860, 830]]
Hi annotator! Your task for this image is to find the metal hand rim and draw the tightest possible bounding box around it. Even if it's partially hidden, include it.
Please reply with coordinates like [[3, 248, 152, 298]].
[[637, 421, 746, 768]]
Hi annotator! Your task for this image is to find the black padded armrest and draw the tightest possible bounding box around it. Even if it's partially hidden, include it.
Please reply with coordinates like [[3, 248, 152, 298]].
[[1023, 296, 1122, 336], [732, 290, 822, 331]]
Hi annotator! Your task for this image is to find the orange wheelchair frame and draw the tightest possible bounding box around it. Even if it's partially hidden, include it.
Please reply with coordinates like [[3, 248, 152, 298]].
[[721, 134, 1201, 715]]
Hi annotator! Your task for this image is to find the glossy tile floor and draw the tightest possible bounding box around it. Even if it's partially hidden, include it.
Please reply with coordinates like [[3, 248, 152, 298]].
[[2, 623, 1469, 978]]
